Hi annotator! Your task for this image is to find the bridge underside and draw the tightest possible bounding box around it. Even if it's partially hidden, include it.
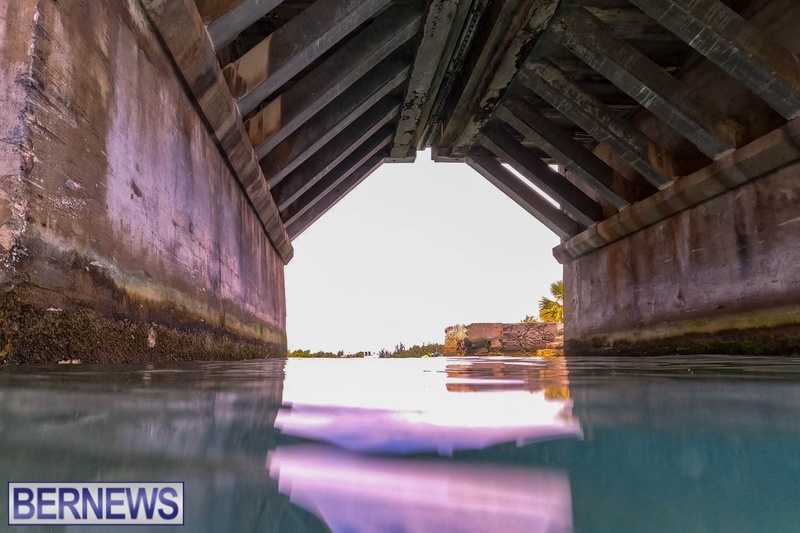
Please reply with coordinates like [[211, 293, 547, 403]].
[[1, 0, 799, 360]]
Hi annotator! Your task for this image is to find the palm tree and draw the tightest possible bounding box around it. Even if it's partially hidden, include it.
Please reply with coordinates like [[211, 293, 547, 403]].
[[538, 280, 564, 323]]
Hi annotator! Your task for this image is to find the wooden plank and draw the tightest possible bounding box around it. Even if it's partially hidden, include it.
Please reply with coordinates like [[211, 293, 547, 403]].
[[246, 4, 423, 157], [287, 154, 387, 239], [519, 60, 673, 189], [140, 0, 293, 263], [261, 58, 408, 183], [415, 0, 491, 154], [271, 100, 399, 209], [467, 155, 583, 239], [200, 0, 284, 50], [480, 126, 604, 227], [226, 0, 391, 115], [388, 0, 461, 161], [583, 6, 680, 41], [282, 147, 388, 225], [629, 0, 800, 119], [438, 0, 562, 159], [554, 117, 800, 263], [551, 7, 743, 158], [195, 0, 241, 23], [496, 99, 630, 209]]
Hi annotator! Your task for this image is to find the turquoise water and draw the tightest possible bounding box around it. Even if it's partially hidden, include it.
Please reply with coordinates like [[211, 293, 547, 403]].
[[2, 356, 800, 532]]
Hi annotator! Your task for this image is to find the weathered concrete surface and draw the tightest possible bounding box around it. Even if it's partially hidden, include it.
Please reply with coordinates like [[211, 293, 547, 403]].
[[387, 0, 462, 162], [565, 160, 800, 356], [141, 0, 293, 264], [563, 0, 800, 356], [444, 322, 560, 356], [555, 118, 800, 263], [0, 0, 286, 363], [0, 1, 35, 281]]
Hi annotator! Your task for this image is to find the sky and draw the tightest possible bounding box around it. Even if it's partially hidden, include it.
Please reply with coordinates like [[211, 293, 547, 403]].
[[284, 150, 563, 353]]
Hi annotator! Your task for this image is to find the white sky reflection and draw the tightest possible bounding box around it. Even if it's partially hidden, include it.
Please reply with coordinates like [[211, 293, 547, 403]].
[[278, 358, 581, 455], [268, 445, 574, 533], [270, 357, 577, 532]]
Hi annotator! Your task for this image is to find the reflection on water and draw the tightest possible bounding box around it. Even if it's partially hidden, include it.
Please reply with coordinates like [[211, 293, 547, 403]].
[[268, 444, 572, 533], [276, 358, 580, 455], [2, 356, 800, 531]]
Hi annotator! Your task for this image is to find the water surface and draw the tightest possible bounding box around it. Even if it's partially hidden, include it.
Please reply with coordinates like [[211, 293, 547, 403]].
[[2, 356, 800, 532]]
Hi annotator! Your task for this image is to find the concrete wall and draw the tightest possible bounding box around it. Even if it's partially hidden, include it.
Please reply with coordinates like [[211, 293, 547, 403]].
[[0, 0, 286, 362], [565, 161, 800, 355], [563, 0, 800, 355]]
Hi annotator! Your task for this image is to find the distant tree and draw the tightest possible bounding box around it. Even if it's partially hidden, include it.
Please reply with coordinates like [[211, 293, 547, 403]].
[[291, 344, 445, 359], [289, 349, 338, 358], [383, 343, 445, 358], [538, 280, 564, 323]]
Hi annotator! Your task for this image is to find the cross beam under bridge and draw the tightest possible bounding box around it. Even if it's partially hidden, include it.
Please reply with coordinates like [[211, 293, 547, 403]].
[[1, 0, 799, 360], [143, 0, 800, 254]]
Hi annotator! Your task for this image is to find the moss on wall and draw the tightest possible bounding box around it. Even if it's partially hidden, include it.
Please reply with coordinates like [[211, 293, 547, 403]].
[[0, 291, 284, 364], [566, 324, 800, 356]]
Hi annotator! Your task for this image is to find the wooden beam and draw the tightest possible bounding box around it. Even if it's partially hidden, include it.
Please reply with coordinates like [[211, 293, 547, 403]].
[[583, 7, 681, 41], [140, 0, 293, 263], [226, 0, 391, 115], [415, 0, 491, 154], [551, 7, 743, 159], [629, 0, 800, 120], [271, 100, 399, 209], [519, 61, 673, 189], [282, 146, 388, 226], [467, 156, 583, 240], [287, 154, 387, 239], [261, 58, 408, 183], [388, 0, 461, 162], [246, 4, 423, 157], [554, 117, 800, 263], [480, 127, 603, 227], [496, 99, 630, 209], [438, 0, 562, 160], [195, 0, 238, 23], [199, 0, 284, 50]]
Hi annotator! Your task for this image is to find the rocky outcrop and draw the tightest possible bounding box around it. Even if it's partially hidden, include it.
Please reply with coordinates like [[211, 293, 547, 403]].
[[444, 322, 562, 356], [444, 324, 467, 355], [501, 323, 562, 355]]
